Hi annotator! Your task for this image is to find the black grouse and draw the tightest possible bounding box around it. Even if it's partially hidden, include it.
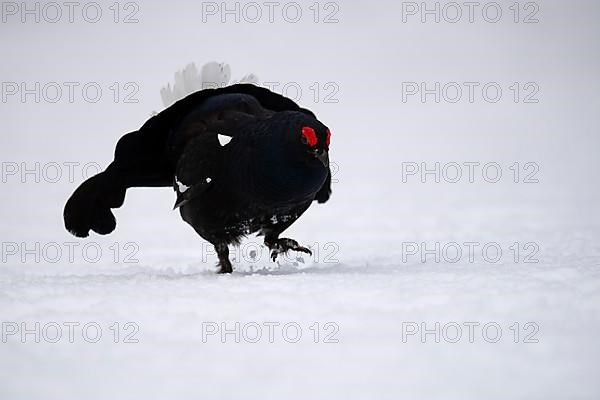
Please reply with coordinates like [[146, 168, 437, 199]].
[[64, 84, 332, 273]]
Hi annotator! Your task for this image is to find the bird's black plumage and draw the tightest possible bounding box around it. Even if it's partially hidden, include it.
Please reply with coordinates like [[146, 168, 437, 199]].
[[64, 84, 332, 273]]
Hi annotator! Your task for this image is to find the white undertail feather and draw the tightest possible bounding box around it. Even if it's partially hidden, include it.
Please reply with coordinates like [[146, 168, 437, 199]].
[[160, 62, 259, 108]]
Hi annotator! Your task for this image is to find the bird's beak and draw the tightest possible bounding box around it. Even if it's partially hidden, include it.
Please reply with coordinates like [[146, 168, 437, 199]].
[[315, 149, 329, 167]]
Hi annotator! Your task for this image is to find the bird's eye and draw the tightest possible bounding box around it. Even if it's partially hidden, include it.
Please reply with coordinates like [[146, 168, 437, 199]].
[[301, 126, 318, 147], [326, 128, 331, 146]]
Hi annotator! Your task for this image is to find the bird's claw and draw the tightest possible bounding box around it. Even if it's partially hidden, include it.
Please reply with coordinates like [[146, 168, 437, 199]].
[[268, 239, 312, 262]]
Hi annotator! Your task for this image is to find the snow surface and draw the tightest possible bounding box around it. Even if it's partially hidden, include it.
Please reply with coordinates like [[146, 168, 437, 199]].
[[1, 173, 598, 399], [2, 0, 600, 399]]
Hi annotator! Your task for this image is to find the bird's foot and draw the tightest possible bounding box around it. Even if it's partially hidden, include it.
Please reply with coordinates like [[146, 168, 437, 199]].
[[217, 259, 233, 274], [267, 238, 312, 262]]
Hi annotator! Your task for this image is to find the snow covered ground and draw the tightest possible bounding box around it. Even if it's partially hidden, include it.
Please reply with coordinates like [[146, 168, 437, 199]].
[[2, 187, 599, 399], [1, 0, 599, 399]]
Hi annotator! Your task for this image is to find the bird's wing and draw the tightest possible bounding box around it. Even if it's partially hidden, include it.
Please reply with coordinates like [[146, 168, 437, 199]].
[[165, 91, 267, 160], [170, 87, 294, 208], [141, 84, 315, 148], [169, 93, 262, 208], [172, 131, 227, 209]]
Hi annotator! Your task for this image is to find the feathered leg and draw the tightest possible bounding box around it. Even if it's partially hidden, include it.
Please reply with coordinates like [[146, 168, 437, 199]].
[[215, 243, 233, 273]]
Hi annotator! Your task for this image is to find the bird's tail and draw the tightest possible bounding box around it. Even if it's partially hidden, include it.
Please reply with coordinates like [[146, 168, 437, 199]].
[[63, 164, 126, 238], [64, 128, 174, 238]]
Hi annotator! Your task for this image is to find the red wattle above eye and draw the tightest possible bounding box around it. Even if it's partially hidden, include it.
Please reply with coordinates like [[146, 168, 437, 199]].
[[302, 126, 318, 147], [326, 128, 331, 146]]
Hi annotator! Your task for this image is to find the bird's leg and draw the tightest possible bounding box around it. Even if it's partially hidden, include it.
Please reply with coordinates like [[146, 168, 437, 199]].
[[264, 236, 312, 262], [215, 243, 233, 273]]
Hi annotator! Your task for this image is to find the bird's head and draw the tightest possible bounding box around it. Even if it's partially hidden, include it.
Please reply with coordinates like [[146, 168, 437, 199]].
[[300, 125, 330, 168], [273, 112, 331, 169]]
